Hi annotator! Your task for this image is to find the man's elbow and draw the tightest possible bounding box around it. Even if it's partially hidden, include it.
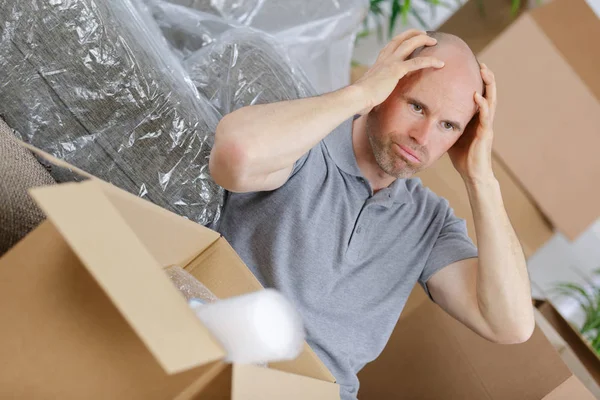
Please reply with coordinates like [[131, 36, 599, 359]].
[[209, 121, 250, 192], [491, 319, 535, 345]]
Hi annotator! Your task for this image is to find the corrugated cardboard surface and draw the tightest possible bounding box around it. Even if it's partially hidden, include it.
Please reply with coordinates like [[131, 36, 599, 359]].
[[30, 182, 225, 375], [187, 237, 336, 382], [358, 292, 578, 399], [231, 364, 341, 400], [537, 301, 600, 388], [0, 174, 338, 397], [437, 0, 527, 54], [0, 222, 210, 399], [417, 154, 553, 258], [479, 3, 600, 239], [543, 375, 596, 400], [532, 0, 600, 103]]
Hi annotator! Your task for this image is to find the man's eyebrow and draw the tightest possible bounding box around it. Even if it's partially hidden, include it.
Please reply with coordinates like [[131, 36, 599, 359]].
[[404, 96, 429, 114], [404, 95, 463, 131]]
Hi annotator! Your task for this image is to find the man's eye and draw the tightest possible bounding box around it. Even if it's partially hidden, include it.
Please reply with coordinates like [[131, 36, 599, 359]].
[[442, 122, 455, 131], [410, 103, 423, 113]]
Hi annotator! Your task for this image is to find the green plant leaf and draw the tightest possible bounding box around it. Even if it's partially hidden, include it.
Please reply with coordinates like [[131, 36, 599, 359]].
[[402, 0, 411, 26], [388, 0, 402, 39], [511, 0, 521, 16], [552, 282, 595, 308]]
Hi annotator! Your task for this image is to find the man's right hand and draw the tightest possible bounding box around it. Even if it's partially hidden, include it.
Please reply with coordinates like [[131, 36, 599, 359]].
[[352, 30, 444, 115]]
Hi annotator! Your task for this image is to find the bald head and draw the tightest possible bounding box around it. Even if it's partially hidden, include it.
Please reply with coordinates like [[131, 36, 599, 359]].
[[411, 31, 484, 94], [364, 30, 487, 178]]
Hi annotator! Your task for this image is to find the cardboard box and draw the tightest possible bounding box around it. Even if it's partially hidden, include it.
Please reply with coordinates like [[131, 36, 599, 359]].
[[357, 288, 595, 399], [475, 0, 600, 239], [416, 154, 553, 258], [437, 0, 528, 55], [534, 305, 600, 397], [0, 152, 338, 398], [535, 299, 600, 390]]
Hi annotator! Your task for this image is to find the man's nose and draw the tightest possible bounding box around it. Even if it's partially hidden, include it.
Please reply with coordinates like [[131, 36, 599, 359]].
[[409, 120, 434, 146]]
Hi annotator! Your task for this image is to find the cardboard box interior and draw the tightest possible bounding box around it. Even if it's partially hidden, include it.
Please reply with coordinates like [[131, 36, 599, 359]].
[[0, 147, 338, 399], [357, 287, 595, 399], [536, 299, 600, 390], [534, 304, 600, 397]]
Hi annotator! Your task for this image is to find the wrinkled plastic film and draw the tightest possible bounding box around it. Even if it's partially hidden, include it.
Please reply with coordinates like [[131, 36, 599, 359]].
[[184, 28, 317, 116], [144, 3, 317, 115], [165, 265, 218, 303], [144, 0, 239, 60], [164, 0, 369, 93], [0, 0, 224, 226]]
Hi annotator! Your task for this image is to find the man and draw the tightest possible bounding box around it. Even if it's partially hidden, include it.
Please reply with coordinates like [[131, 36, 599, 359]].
[[209, 30, 535, 399]]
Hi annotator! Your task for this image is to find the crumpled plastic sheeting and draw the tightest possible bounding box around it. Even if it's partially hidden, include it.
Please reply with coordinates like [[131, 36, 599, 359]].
[[164, 0, 369, 94], [186, 32, 315, 116], [145, 3, 316, 116], [145, 0, 239, 60], [0, 0, 225, 226]]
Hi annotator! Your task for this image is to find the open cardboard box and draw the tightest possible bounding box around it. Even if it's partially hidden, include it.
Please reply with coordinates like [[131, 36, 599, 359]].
[[358, 288, 596, 399], [0, 147, 338, 398], [442, 0, 600, 240], [535, 299, 600, 390]]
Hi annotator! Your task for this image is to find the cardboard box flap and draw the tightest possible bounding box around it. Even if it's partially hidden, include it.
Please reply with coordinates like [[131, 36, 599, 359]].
[[30, 181, 226, 374], [231, 364, 340, 399], [532, 0, 600, 103], [479, 12, 600, 239], [543, 375, 596, 400], [187, 238, 337, 383]]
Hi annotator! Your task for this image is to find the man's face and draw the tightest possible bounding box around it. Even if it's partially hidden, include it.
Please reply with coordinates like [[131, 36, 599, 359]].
[[366, 60, 481, 178]]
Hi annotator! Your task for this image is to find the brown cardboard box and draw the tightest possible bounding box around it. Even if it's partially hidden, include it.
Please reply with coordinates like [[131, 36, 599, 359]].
[[437, 0, 528, 55], [416, 154, 553, 258], [358, 288, 595, 399], [0, 168, 338, 398], [535, 299, 600, 389], [476, 0, 600, 239]]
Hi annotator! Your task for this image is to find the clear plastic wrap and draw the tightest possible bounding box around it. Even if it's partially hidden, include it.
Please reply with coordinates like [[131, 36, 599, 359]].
[[144, 0, 239, 60], [165, 265, 218, 303], [163, 0, 369, 93], [0, 0, 224, 226], [144, 2, 316, 116], [184, 28, 317, 116]]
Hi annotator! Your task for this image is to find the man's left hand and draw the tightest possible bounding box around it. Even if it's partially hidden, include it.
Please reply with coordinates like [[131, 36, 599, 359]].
[[448, 63, 497, 184]]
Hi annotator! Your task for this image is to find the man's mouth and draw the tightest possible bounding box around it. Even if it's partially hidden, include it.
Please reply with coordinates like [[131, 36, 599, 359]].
[[393, 143, 421, 164]]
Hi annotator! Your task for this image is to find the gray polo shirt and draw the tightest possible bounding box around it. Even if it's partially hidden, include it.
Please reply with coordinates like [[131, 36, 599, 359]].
[[215, 118, 478, 399]]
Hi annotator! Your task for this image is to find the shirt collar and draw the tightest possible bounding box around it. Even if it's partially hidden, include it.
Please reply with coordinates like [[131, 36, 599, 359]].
[[323, 118, 363, 177], [323, 117, 413, 206]]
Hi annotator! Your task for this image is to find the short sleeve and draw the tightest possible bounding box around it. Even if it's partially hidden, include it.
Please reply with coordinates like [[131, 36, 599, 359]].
[[288, 143, 319, 180], [419, 205, 478, 299]]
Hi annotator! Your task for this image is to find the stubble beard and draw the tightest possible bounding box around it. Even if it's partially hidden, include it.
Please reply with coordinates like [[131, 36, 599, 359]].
[[366, 114, 423, 179]]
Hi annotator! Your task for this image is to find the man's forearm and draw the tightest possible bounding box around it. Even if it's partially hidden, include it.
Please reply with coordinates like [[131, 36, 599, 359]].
[[465, 177, 534, 342], [213, 85, 366, 182]]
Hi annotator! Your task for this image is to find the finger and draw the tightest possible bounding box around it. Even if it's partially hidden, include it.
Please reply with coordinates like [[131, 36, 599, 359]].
[[474, 92, 491, 130], [377, 29, 426, 61], [481, 64, 497, 118], [393, 33, 438, 60], [400, 56, 445, 74]]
